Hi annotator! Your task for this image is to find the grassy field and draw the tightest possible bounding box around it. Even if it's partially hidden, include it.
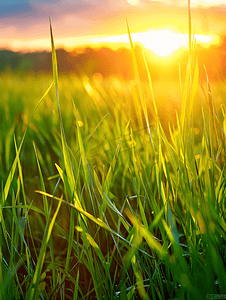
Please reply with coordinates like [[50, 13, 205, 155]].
[[1, 21, 226, 300]]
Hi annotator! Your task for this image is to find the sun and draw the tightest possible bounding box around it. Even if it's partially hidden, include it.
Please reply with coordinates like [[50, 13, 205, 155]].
[[130, 30, 218, 57], [90, 29, 219, 57], [133, 30, 183, 57]]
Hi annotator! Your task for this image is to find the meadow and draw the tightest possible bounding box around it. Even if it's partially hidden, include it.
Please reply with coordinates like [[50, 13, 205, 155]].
[[1, 21, 226, 300]]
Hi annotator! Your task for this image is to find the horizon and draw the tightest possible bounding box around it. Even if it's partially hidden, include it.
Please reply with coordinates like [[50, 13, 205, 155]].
[[0, 28, 221, 58], [1, 1, 226, 56]]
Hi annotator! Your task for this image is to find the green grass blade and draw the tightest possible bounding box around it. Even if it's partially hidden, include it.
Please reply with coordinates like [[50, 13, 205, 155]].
[[126, 19, 154, 150], [25, 197, 62, 300], [74, 106, 92, 187], [50, 18, 80, 210]]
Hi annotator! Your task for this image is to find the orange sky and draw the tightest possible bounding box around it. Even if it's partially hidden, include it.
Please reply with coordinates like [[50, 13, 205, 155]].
[[0, 1, 226, 53]]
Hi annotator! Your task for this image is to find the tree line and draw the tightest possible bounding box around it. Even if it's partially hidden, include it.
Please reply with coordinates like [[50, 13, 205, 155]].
[[0, 37, 225, 81]]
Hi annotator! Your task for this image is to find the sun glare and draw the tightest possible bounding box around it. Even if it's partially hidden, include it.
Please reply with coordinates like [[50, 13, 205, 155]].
[[133, 30, 183, 57], [92, 29, 219, 57]]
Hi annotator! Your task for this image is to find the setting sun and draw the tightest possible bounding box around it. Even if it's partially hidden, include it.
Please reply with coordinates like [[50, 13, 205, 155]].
[[91, 29, 220, 57]]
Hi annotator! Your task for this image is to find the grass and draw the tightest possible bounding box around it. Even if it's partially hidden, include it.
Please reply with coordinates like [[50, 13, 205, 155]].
[[1, 7, 226, 300]]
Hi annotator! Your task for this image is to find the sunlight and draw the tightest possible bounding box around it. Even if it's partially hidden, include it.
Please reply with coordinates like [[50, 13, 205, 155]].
[[127, 0, 141, 6], [189, 0, 226, 7], [152, 0, 226, 7], [92, 29, 220, 57], [8, 29, 219, 56], [134, 30, 184, 57]]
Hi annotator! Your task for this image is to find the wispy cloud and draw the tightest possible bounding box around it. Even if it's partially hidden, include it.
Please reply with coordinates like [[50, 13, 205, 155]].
[[141, 0, 226, 7]]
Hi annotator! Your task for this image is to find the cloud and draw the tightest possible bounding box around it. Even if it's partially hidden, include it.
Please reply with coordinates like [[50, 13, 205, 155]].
[[0, 0, 115, 22], [0, 0, 224, 20], [0, 0, 125, 40], [142, 0, 226, 8], [0, 1, 90, 19]]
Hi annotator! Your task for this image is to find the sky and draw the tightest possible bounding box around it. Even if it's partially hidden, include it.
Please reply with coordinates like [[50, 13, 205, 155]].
[[1, 0, 226, 52]]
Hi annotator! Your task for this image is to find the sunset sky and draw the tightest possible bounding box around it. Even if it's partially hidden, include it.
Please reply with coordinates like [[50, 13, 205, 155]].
[[1, 0, 226, 54]]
